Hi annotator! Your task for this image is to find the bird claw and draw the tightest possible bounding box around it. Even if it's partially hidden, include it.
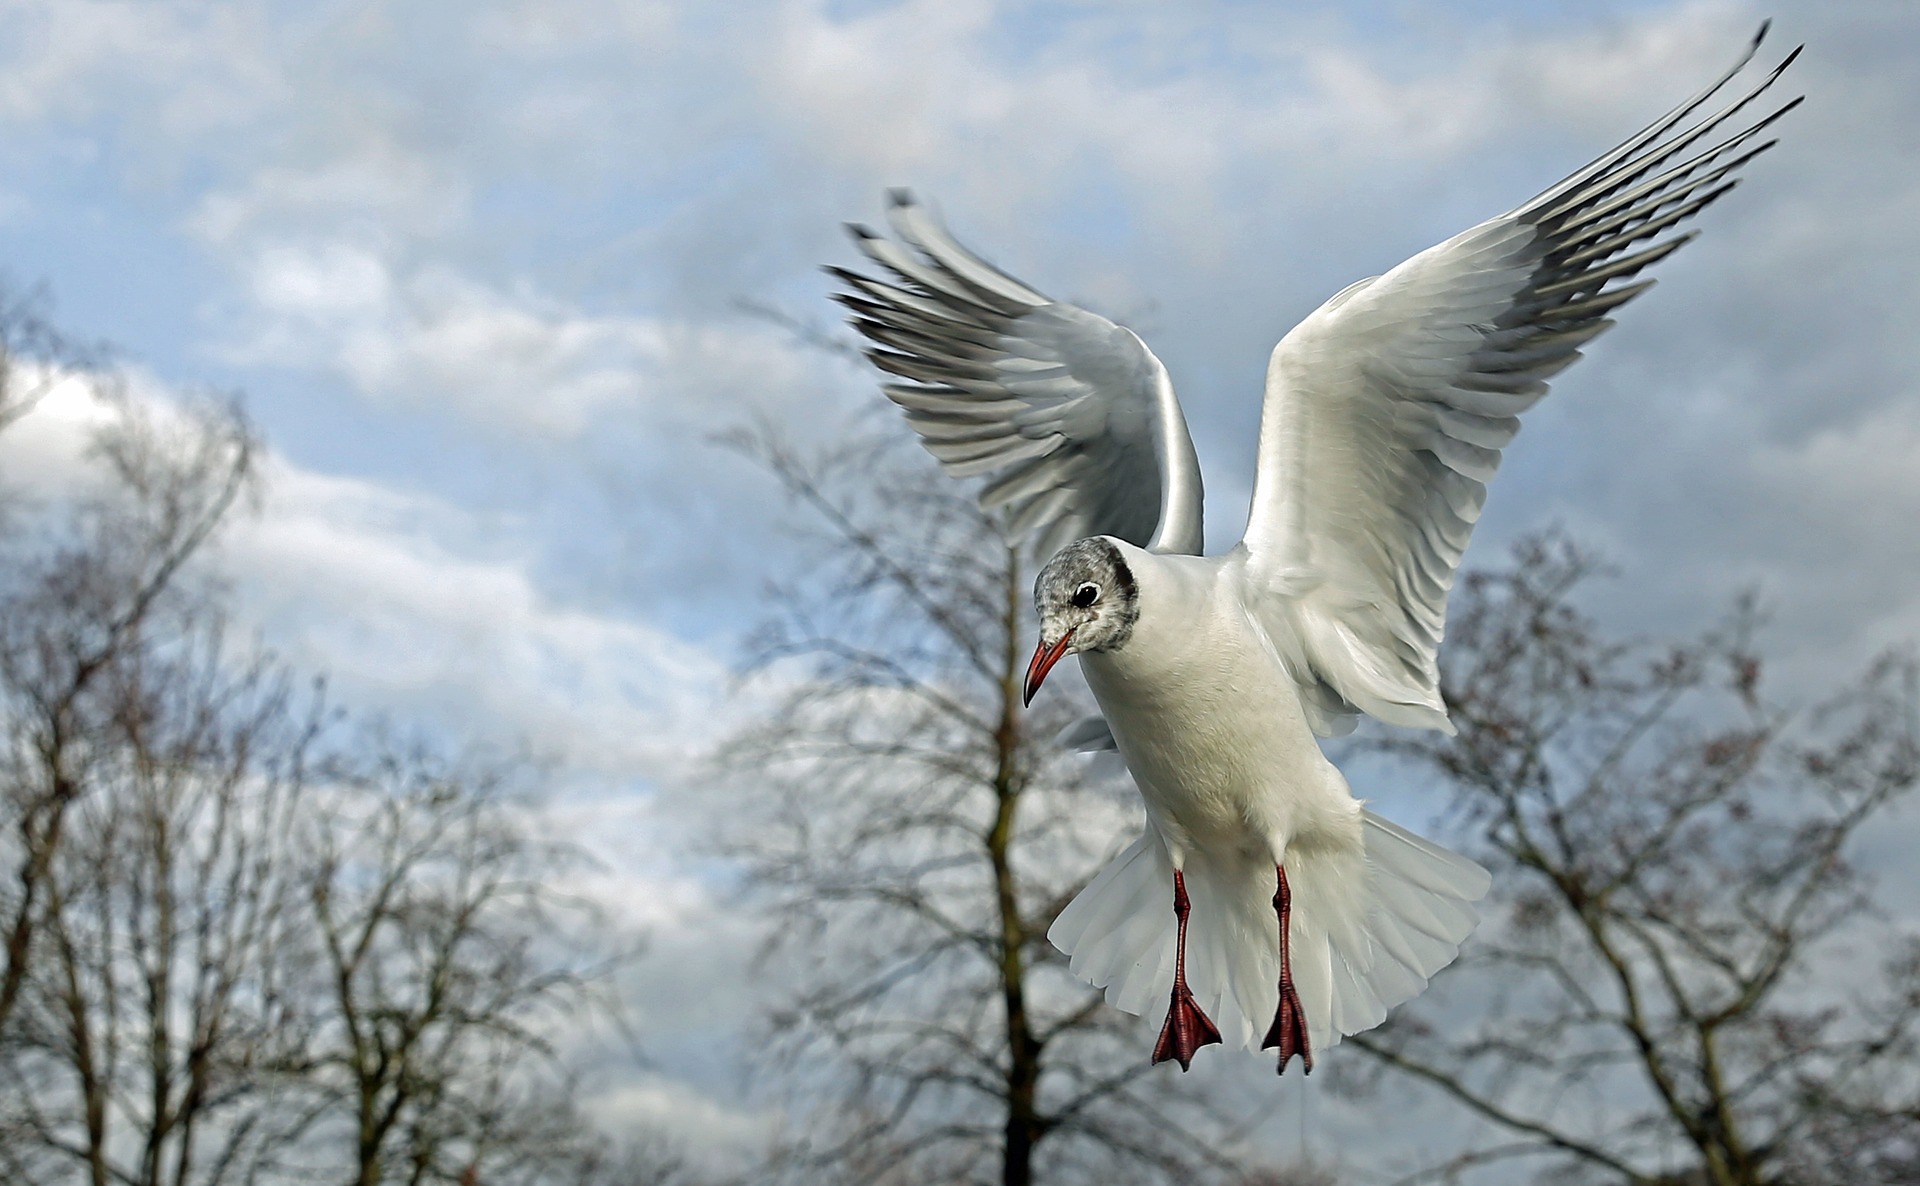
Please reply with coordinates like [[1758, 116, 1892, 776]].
[[1152, 980, 1222, 1071], [1261, 981, 1313, 1075]]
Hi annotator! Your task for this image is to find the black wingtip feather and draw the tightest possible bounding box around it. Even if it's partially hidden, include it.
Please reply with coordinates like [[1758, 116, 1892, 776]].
[[1763, 47, 1804, 92]]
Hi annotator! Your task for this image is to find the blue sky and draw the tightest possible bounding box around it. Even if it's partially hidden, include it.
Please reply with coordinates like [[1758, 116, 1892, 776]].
[[2, 0, 1916, 1174]]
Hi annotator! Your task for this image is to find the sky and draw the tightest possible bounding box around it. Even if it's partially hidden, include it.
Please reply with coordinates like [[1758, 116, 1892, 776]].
[[1, 0, 1916, 1177]]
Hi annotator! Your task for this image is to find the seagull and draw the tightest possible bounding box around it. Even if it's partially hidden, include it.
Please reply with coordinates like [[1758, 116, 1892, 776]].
[[829, 26, 1799, 1074]]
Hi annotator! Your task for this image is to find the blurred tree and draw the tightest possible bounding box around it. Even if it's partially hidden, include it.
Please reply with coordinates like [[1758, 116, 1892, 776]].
[[722, 425, 1265, 1186], [0, 307, 663, 1186], [0, 383, 256, 1045], [1342, 533, 1920, 1186], [1, 615, 319, 1186], [296, 737, 630, 1186], [0, 283, 93, 438], [0, 361, 285, 1186]]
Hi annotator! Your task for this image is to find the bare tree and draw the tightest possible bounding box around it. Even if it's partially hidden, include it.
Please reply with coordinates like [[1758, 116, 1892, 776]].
[[0, 388, 255, 1042], [722, 425, 1268, 1186], [1, 617, 320, 1186], [1341, 533, 1920, 1186], [0, 283, 96, 439], [0, 362, 305, 1186], [0, 295, 676, 1186], [297, 738, 623, 1186]]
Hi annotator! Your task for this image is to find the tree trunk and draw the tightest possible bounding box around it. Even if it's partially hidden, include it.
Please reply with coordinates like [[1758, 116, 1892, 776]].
[[990, 546, 1042, 1186]]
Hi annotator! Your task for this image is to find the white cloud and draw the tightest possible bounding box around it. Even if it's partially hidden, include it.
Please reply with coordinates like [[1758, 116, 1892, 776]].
[[467, 0, 678, 60], [736, 0, 1760, 268], [227, 452, 735, 783], [2, 363, 739, 789], [211, 239, 836, 437], [1718, 392, 1920, 675], [250, 240, 394, 316], [0, 367, 122, 488], [587, 1075, 778, 1171], [191, 148, 468, 250], [0, 0, 282, 137]]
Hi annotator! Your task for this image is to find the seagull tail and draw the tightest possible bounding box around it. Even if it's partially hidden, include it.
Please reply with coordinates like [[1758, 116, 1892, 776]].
[[1281, 811, 1492, 1055], [1047, 813, 1490, 1056]]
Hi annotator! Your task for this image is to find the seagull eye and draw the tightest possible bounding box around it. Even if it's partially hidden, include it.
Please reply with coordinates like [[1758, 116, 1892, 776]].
[[1072, 583, 1100, 608]]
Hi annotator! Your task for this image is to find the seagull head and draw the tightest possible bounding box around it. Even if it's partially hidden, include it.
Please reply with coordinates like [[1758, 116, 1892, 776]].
[[1026, 536, 1140, 705]]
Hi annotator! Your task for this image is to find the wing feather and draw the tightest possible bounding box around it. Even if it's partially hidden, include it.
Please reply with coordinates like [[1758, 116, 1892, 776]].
[[835, 191, 1206, 556], [1241, 26, 1798, 735]]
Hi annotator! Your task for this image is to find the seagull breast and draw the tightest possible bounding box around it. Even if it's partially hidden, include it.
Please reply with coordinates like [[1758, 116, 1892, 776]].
[[1077, 547, 1361, 866]]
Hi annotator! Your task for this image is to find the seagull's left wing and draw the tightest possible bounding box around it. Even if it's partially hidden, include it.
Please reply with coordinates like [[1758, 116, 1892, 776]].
[[1240, 26, 1799, 736]]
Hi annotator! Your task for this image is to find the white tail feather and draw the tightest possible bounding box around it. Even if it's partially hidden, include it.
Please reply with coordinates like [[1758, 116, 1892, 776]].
[[1048, 811, 1490, 1052]]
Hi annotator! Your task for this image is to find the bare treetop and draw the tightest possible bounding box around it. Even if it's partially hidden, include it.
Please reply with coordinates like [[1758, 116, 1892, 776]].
[[1346, 533, 1920, 1186]]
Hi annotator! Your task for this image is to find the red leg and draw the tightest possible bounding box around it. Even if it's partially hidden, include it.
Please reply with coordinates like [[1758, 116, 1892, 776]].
[[1261, 864, 1313, 1075], [1151, 870, 1222, 1071]]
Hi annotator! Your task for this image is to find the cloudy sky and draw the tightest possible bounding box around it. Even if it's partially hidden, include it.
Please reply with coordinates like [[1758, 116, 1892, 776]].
[[1, 0, 1916, 1176]]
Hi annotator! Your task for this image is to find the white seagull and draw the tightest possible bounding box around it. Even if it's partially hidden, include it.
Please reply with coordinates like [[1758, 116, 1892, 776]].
[[830, 26, 1799, 1074]]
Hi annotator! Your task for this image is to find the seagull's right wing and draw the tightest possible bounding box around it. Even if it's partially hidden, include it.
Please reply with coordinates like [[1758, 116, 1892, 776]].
[[832, 191, 1204, 559]]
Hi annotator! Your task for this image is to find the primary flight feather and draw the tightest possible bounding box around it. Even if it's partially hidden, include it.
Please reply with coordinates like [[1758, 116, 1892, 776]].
[[832, 25, 1799, 1073]]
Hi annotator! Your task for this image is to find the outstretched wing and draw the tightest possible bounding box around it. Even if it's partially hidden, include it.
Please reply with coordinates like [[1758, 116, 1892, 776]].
[[832, 191, 1205, 558], [1241, 25, 1800, 736]]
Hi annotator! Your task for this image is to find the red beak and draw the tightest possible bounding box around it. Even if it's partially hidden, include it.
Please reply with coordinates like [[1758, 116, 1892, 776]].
[[1024, 630, 1075, 706]]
